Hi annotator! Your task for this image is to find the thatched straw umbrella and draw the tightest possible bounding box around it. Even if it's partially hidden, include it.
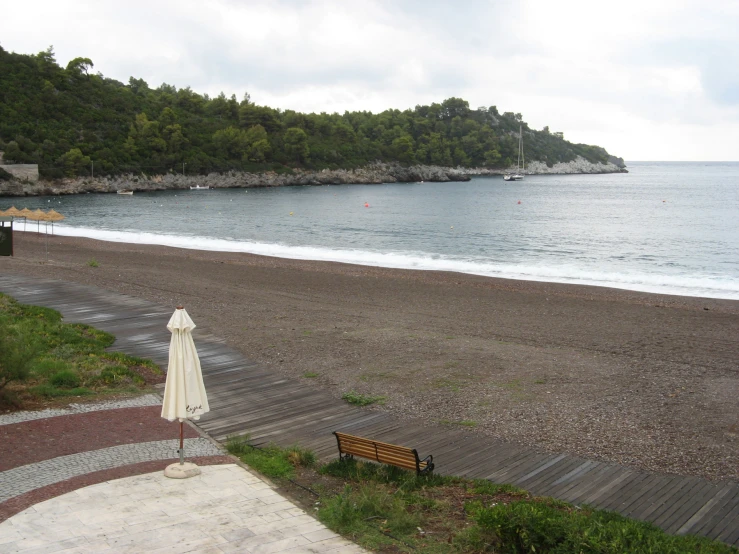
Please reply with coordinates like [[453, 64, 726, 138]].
[[27, 209, 47, 234], [46, 209, 65, 235], [3, 206, 21, 217]]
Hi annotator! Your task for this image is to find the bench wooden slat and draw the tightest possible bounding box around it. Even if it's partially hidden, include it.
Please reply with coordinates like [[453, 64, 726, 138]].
[[338, 440, 413, 455], [336, 438, 415, 458], [336, 433, 412, 447], [342, 448, 427, 470], [338, 436, 413, 451], [333, 431, 434, 475]]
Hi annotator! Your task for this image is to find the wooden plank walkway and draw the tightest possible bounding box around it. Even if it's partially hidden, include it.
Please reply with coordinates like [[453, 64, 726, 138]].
[[1, 274, 736, 546]]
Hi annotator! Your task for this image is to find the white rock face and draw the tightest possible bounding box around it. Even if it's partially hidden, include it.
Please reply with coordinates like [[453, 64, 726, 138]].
[[524, 156, 625, 174], [464, 156, 626, 176]]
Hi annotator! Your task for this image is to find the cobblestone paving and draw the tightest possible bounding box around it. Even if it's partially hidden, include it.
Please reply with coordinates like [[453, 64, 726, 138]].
[[0, 439, 221, 503], [0, 395, 162, 426], [0, 465, 366, 553]]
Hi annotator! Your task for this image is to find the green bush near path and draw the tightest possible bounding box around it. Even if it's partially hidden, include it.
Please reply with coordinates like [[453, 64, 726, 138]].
[[0, 293, 163, 408], [226, 440, 736, 553]]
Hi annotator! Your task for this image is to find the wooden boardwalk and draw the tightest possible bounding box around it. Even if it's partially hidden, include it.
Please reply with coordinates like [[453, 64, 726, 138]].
[[1, 274, 737, 546]]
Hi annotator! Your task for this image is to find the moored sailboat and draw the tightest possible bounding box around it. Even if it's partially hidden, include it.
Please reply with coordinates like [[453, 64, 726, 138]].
[[504, 125, 525, 181]]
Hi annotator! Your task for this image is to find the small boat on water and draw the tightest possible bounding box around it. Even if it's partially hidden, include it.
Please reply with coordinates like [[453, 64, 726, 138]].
[[504, 124, 526, 182], [190, 185, 210, 190], [117, 190, 134, 195]]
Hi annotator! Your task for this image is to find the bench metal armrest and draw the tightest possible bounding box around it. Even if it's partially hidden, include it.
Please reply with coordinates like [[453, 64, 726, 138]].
[[416, 452, 434, 475]]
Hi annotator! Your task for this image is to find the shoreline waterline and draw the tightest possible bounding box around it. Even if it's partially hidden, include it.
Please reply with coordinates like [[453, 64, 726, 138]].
[[37, 224, 739, 301]]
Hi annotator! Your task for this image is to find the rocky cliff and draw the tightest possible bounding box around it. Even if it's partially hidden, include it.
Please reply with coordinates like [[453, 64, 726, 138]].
[[0, 158, 626, 197]]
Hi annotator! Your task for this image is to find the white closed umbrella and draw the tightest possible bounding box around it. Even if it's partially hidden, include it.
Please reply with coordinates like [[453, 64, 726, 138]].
[[161, 306, 210, 478]]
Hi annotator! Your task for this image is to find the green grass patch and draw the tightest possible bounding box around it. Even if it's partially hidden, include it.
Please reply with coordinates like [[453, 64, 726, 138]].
[[303, 371, 319, 378], [0, 293, 163, 409], [341, 390, 386, 406], [28, 384, 94, 398], [87, 258, 99, 267], [226, 435, 316, 479]]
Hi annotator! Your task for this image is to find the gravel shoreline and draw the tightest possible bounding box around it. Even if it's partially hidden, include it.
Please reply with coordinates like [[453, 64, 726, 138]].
[[2, 232, 737, 481]]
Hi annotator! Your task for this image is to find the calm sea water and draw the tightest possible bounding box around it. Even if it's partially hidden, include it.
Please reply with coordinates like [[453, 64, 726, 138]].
[[4, 162, 739, 299]]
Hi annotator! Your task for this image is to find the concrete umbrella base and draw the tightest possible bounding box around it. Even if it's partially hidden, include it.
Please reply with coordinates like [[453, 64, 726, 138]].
[[164, 462, 202, 479]]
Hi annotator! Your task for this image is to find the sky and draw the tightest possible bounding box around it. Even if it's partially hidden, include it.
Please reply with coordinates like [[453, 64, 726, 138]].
[[1, 0, 738, 161]]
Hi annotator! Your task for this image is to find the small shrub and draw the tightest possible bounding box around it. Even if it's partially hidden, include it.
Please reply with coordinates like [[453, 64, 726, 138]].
[[342, 390, 386, 406], [286, 446, 316, 468], [87, 258, 99, 267], [50, 369, 81, 388]]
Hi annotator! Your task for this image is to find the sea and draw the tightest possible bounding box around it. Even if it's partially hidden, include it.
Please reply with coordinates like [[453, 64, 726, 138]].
[[4, 161, 739, 300]]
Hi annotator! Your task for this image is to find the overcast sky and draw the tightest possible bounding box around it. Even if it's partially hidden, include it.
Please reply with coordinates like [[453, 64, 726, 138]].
[[2, 0, 737, 161]]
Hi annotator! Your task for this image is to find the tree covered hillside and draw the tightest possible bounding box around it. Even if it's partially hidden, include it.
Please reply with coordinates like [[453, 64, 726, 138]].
[[0, 46, 618, 178]]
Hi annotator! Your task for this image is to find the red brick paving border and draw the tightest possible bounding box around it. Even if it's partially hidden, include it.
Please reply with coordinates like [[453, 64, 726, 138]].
[[0, 456, 233, 523], [1, 407, 200, 471]]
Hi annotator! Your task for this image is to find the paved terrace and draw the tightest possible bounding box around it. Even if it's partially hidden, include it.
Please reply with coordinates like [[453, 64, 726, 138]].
[[0, 274, 737, 547]]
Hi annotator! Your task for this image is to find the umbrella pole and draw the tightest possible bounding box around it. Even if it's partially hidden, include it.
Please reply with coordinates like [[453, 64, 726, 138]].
[[179, 421, 185, 465]]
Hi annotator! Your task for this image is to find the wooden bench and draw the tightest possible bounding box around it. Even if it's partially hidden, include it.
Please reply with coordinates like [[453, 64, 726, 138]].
[[333, 431, 434, 475]]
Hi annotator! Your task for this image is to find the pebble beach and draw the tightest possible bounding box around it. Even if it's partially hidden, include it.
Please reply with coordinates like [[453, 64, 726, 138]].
[[2, 232, 737, 481]]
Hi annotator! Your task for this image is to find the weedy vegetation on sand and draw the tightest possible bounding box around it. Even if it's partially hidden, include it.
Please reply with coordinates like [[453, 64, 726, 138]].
[[225, 440, 735, 553], [341, 390, 387, 406], [0, 293, 162, 409]]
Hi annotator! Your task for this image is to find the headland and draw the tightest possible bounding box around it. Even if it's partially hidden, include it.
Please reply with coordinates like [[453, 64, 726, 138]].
[[0, 157, 626, 197]]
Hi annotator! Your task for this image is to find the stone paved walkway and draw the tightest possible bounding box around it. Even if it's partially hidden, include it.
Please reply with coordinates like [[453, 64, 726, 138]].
[[0, 394, 162, 425], [0, 399, 365, 553], [0, 465, 364, 553], [1, 439, 220, 503]]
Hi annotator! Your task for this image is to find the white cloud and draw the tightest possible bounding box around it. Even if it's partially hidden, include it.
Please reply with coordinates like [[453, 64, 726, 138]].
[[1, 0, 738, 160]]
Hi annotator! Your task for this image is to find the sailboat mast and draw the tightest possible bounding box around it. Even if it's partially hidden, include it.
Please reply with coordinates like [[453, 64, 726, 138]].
[[521, 125, 525, 172], [517, 125, 521, 170]]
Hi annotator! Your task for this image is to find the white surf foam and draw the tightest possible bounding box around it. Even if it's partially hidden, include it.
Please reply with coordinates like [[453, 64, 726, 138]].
[[51, 225, 739, 300]]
